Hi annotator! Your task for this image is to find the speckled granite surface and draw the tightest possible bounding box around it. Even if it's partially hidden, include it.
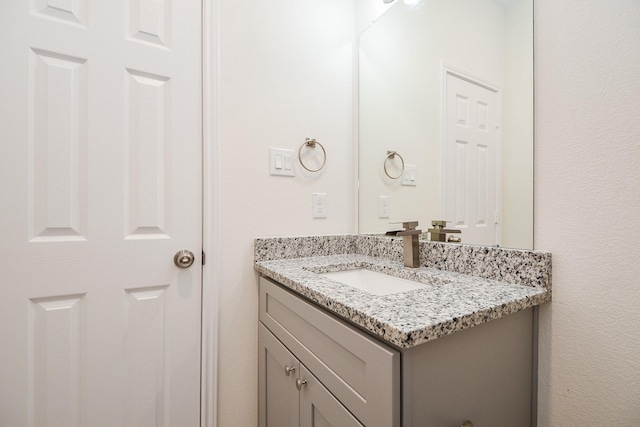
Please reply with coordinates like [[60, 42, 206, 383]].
[[254, 235, 551, 348], [254, 235, 357, 261]]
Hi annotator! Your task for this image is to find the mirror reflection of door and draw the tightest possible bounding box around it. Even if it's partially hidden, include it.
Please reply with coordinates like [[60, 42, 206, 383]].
[[444, 70, 500, 246]]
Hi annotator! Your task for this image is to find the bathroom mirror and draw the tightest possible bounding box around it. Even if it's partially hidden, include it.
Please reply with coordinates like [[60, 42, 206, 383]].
[[357, 0, 533, 249]]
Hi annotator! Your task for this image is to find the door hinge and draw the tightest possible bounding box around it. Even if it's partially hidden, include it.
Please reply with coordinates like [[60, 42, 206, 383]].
[[495, 114, 501, 129], [494, 211, 500, 224], [202, 250, 206, 266]]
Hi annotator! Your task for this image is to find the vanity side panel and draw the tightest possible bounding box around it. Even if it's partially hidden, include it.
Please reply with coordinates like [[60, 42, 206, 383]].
[[402, 308, 534, 427], [259, 277, 400, 427]]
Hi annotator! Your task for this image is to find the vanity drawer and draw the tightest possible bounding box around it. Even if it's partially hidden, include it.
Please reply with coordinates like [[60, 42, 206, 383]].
[[259, 277, 400, 427]]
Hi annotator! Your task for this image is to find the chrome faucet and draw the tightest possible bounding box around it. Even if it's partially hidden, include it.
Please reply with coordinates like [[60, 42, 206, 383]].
[[427, 220, 462, 242], [397, 221, 422, 268]]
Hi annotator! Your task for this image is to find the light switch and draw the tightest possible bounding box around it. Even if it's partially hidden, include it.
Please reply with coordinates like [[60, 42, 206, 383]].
[[270, 148, 295, 176], [283, 154, 293, 171], [401, 165, 417, 186]]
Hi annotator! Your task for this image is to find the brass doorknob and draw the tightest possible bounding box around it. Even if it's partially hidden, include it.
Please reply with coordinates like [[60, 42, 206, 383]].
[[174, 250, 195, 268]]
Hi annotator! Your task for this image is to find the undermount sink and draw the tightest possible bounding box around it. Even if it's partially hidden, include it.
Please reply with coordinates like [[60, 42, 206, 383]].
[[320, 268, 430, 296]]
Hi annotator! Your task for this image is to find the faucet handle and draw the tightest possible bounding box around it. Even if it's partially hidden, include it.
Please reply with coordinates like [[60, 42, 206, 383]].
[[431, 220, 449, 228], [401, 221, 419, 230]]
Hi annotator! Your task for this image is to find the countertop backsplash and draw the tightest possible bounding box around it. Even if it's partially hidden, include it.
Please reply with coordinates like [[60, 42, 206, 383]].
[[255, 234, 551, 291]]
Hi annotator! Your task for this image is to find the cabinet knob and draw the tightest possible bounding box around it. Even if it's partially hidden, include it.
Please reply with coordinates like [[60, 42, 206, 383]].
[[295, 378, 307, 391], [460, 421, 474, 427], [284, 365, 296, 377]]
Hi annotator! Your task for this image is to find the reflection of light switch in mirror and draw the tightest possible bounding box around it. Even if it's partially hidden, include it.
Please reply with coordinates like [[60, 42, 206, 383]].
[[269, 147, 295, 176], [379, 196, 390, 218], [401, 165, 417, 186]]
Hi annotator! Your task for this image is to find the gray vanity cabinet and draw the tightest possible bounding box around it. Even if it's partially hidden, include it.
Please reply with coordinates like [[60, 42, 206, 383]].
[[400, 306, 535, 426], [259, 276, 536, 427]]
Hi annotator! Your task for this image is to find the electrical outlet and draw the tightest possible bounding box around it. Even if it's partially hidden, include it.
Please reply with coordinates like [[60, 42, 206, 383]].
[[379, 196, 390, 218], [312, 193, 327, 218]]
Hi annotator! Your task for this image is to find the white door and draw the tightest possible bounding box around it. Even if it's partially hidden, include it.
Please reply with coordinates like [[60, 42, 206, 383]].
[[0, 0, 202, 425], [444, 72, 500, 246]]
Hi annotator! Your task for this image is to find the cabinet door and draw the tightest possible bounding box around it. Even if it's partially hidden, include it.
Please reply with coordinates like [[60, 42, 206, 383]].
[[299, 365, 364, 427], [260, 277, 400, 427], [259, 324, 300, 427]]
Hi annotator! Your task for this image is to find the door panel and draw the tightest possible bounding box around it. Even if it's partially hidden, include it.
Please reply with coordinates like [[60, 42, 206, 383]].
[[0, 0, 202, 425], [124, 285, 170, 427], [124, 68, 172, 239], [445, 72, 500, 246], [29, 294, 85, 427], [29, 48, 89, 242]]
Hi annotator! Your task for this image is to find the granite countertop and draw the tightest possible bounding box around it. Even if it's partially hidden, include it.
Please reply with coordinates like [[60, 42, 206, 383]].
[[254, 235, 552, 349]]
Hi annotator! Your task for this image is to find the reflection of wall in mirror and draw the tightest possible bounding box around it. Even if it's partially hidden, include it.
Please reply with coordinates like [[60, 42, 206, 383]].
[[358, 0, 532, 249]]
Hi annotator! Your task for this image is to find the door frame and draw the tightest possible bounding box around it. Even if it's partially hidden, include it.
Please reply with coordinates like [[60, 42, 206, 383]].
[[202, 0, 220, 426], [439, 63, 503, 245]]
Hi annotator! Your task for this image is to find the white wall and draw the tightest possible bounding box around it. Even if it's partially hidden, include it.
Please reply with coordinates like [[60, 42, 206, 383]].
[[354, 0, 393, 35], [535, 0, 640, 424], [214, 1, 355, 425], [212, 0, 640, 424]]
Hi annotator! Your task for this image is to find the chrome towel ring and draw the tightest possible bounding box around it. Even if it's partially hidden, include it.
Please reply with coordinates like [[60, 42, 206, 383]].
[[384, 150, 404, 179], [298, 138, 326, 172]]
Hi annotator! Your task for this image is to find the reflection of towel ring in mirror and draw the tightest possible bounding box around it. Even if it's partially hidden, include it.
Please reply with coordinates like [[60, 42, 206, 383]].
[[384, 150, 404, 179], [298, 138, 326, 172]]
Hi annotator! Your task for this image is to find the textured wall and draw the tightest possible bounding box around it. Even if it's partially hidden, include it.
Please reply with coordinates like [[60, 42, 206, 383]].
[[215, 0, 355, 425], [535, 0, 640, 424], [212, 0, 640, 424]]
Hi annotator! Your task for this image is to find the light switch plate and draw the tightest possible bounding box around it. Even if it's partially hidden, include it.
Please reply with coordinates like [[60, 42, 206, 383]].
[[269, 147, 295, 176], [401, 164, 417, 186]]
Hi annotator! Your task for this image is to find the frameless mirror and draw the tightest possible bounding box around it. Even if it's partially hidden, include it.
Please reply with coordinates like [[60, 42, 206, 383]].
[[357, 0, 533, 249]]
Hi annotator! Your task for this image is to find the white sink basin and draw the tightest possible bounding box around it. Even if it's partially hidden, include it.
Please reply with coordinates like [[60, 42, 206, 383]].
[[320, 268, 429, 296]]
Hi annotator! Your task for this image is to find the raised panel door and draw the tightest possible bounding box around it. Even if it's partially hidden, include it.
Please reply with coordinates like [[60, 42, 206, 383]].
[[0, 0, 202, 425], [444, 71, 500, 246]]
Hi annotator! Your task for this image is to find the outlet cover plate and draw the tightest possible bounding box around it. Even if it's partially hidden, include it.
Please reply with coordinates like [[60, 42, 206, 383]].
[[379, 195, 390, 218], [312, 193, 327, 218]]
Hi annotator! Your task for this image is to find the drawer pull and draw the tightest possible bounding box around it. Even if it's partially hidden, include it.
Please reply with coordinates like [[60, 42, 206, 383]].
[[296, 378, 308, 391], [284, 365, 296, 377]]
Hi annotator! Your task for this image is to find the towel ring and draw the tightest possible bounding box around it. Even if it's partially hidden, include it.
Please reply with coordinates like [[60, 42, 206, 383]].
[[298, 138, 326, 172], [384, 150, 404, 179]]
